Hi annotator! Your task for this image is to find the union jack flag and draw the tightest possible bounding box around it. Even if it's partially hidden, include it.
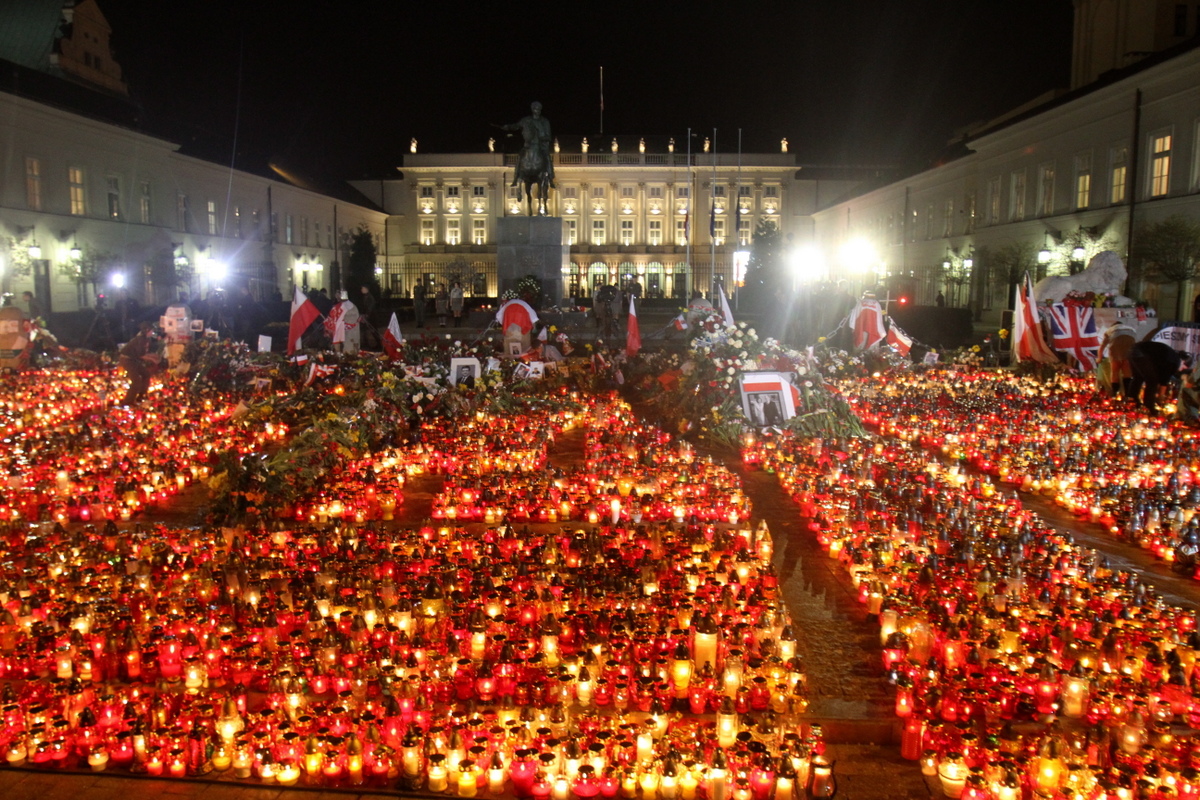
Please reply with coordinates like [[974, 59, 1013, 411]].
[[1047, 303, 1101, 371]]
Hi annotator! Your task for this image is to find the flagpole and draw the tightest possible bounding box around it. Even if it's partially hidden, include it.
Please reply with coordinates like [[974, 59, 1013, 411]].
[[736, 128, 742, 311], [599, 66, 604, 136], [711, 128, 717, 298], [685, 127, 692, 297]]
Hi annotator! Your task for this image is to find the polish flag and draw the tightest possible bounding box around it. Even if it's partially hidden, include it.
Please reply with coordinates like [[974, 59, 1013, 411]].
[[383, 313, 403, 360], [1013, 272, 1058, 364], [496, 299, 538, 335], [626, 295, 641, 357], [717, 283, 735, 327], [886, 323, 913, 357], [288, 286, 321, 356]]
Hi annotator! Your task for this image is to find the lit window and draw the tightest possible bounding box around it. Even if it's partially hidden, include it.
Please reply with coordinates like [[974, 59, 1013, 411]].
[[943, 199, 954, 237], [964, 193, 976, 234], [1110, 147, 1128, 204], [648, 186, 663, 198], [592, 219, 606, 246], [566, 219, 578, 245], [208, 200, 218, 235], [69, 167, 86, 215], [737, 218, 751, 247], [592, 186, 606, 198], [473, 219, 486, 245], [620, 186, 634, 198], [1075, 153, 1092, 210], [620, 219, 634, 245], [763, 186, 778, 198], [676, 186, 690, 198], [1008, 170, 1026, 221], [712, 218, 725, 246], [648, 219, 662, 246], [675, 219, 687, 246], [987, 177, 1001, 225], [447, 219, 460, 245], [1038, 164, 1054, 216], [563, 186, 578, 198], [107, 177, 121, 219], [420, 219, 435, 246], [25, 157, 42, 211], [234, 206, 242, 238], [285, 214, 294, 244], [1151, 133, 1172, 197]]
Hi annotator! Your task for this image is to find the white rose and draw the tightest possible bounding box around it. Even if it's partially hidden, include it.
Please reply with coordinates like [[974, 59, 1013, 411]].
[[727, 366, 736, 375]]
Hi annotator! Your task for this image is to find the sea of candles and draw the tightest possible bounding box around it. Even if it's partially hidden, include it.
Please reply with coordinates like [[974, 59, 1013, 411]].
[[842, 369, 1200, 578], [0, 386, 826, 797], [747, 365, 1200, 800]]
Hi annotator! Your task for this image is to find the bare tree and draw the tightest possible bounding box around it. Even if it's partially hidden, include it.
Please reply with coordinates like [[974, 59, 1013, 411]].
[[982, 241, 1040, 309], [1134, 216, 1200, 319]]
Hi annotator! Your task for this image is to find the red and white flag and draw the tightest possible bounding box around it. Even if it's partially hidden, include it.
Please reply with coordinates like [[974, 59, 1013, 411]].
[[1013, 273, 1058, 364], [849, 296, 886, 350], [886, 322, 913, 356], [288, 286, 321, 356], [717, 283, 735, 327], [496, 299, 539, 335], [626, 295, 641, 357], [672, 313, 690, 331], [304, 362, 337, 387], [383, 312, 403, 360]]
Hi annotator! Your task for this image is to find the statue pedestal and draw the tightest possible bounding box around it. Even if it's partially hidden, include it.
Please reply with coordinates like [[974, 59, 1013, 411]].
[[496, 217, 567, 309]]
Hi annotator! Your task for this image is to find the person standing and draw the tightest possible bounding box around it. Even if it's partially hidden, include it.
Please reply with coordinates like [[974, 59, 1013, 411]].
[[434, 284, 450, 327], [449, 281, 465, 326], [412, 281, 428, 328], [118, 322, 160, 406], [22, 291, 43, 320]]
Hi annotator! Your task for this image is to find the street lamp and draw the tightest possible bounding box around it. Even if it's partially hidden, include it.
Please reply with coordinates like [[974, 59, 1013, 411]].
[[790, 244, 826, 286], [111, 271, 126, 289]]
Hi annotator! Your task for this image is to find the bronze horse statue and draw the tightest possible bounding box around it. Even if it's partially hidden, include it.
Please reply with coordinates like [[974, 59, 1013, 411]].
[[499, 102, 555, 216], [514, 146, 552, 216]]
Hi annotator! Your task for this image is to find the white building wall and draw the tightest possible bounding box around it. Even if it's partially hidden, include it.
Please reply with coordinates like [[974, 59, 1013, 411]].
[[0, 91, 386, 312]]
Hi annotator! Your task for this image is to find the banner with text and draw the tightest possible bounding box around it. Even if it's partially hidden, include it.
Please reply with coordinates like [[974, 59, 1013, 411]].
[[1151, 321, 1200, 360]]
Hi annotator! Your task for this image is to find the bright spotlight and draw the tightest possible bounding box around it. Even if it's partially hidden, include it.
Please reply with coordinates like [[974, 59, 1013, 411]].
[[110, 272, 126, 289], [789, 245, 825, 283], [839, 238, 878, 273]]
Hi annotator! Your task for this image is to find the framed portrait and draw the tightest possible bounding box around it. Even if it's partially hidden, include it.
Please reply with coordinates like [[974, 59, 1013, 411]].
[[190, 319, 205, 332], [485, 357, 501, 374], [527, 361, 545, 379], [506, 340, 524, 357], [739, 371, 798, 428], [513, 362, 532, 380], [450, 357, 482, 386]]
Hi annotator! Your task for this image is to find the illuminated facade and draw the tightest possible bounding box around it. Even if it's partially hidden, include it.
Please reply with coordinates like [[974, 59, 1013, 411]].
[[811, 12, 1200, 316], [354, 149, 861, 302]]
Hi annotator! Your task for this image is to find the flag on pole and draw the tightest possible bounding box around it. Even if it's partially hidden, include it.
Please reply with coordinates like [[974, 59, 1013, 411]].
[[709, 199, 716, 239], [1013, 273, 1058, 364], [1047, 303, 1101, 371], [672, 313, 690, 331], [382, 312, 403, 361], [626, 296, 641, 357], [886, 321, 913, 357], [287, 286, 321, 356], [848, 295, 886, 350], [717, 283, 735, 327]]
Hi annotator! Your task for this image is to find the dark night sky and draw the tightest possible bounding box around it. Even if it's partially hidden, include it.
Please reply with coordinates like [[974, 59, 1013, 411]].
[[99, 0, 1075, 181]]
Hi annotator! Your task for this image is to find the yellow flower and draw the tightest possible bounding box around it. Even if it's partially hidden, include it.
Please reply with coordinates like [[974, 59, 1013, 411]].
[[971, 345, 981, 353], [998, 329, 1009, 339]]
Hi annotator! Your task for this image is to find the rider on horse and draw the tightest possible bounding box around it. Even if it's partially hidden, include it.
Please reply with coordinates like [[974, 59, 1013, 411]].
[[503, 101, 555, 189]]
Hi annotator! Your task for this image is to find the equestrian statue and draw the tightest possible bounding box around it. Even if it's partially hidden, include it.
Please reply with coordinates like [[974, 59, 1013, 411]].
[[498, 101, 555, 216]]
